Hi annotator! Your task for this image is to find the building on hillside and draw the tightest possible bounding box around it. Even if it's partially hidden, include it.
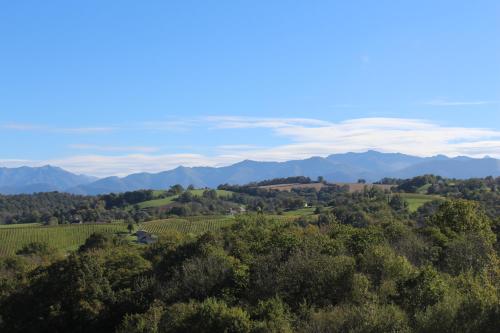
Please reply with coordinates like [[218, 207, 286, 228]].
[[227, 206, 247, 216], [136, 230, 157, 244]]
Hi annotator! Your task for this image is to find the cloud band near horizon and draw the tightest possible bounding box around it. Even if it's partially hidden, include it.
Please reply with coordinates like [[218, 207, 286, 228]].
[[2, 116, 500, 177]]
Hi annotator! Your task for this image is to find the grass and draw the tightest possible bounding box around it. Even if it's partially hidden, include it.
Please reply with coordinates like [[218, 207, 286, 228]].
[[137, 189, 233, 209], [188, 189, 233, 198], [399, 193, 443, 212], [0, 223, 129, 256], [282, 207, 317, 216], [0, 222, 43, 229], [137, 196, 177, 208]]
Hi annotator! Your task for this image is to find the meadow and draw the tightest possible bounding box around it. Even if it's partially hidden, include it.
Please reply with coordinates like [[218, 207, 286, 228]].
[[137, 189, 233, 209], [399, 193, 443, 212]]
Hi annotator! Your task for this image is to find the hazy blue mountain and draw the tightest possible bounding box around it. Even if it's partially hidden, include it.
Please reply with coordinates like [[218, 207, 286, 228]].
[[395, 156, 500, 179], [4, 152, 500, 195], [67, 151, 500, 194], [0, 165, 97, 194]]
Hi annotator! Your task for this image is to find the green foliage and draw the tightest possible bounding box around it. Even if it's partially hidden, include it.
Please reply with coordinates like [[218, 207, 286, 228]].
[[1, 180, 500, 332], [397, 266, 448, 313], [160, 298, 252, 333], [116, 300, 165, 333], [252, 297, 294, 333], [304, 303, 411, 333], [428, 200, 494, 239]]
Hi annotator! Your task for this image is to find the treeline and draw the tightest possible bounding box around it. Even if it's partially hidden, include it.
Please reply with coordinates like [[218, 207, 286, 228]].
[[251, 176, 313, 186], [0, 192, 102, 224], [153, 189, 241, 217], [0, 191, 156, 225], [392, 175, 500, 219], [1, 197, 499, 332], [3, 174, 500, 226]]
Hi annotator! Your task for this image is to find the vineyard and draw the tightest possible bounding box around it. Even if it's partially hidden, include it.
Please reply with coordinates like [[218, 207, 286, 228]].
[[141, 216, 236, 235], [0, 223, 128, 256], [0, 214, 303, 257], [140, 214, 301, 236]]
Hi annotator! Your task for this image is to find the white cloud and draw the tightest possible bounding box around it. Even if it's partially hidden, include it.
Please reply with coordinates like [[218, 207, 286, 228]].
[[45, 154, 236, 177], [69, 144, 160, 153], [204, 116, 332, 129], [3, 117, 500, 177]]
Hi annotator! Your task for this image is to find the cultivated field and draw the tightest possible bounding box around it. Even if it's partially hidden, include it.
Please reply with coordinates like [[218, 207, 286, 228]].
[[141, 216, 235, 235], [0, 213, 305, 257], [0, 223, 128, 256], [258, 182, 328, 191], [259, 182, 394, 193]]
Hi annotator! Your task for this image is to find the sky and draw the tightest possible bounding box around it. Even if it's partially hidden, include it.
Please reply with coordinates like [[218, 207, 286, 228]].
[[0, 1, 499, 177]]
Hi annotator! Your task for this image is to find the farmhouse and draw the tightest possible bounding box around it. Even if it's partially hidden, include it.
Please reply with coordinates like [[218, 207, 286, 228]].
[[135, 230, 157, 244]]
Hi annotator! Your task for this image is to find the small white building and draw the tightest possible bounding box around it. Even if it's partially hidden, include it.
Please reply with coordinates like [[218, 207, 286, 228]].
[[136, 230, 157, 244]]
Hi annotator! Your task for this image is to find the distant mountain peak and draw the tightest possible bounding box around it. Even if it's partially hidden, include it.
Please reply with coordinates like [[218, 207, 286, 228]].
[[2, 151, 500, 195]]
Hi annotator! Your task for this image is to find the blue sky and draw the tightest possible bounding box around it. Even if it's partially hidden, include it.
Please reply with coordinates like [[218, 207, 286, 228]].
[[1, 1, 499, 176]]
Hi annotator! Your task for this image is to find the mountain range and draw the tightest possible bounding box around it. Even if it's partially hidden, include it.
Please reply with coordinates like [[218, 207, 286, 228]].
[[2, 151, 500, 195], [0, 165, 97, 194]]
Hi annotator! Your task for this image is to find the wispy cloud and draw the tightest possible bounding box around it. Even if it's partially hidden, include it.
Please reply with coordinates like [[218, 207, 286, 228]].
[[69, 144, 160, 153], [4, 116, 500, 177], [1, 123, 116, 134], [2, 123, 44, 131], [203, 116, 500, 160], [423, 99, 497, 106], [57, 127, 116, 134], [204, 116, 332, 129], [45, 154, 236, 177]]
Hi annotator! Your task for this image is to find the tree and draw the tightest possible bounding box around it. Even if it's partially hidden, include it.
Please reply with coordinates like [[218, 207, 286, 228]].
[[170, 184, 185, 195], [428, 199, 495, 242], [159, 298, 252, 333], [389, 195, 409, 212]]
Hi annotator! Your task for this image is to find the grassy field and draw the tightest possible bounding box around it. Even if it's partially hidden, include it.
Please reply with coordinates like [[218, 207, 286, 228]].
[[189, 189, 233, 197], [137, 196, 177, 208], [0, 223, 129, 256], [137, 189, 233, 209], [399, 193, 443, 212], [282, 207, 317, 216]]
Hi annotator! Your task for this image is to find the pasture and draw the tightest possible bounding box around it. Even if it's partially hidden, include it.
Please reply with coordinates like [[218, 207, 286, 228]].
[[137, 189, 233, 209], [399, 193, 443, 212]]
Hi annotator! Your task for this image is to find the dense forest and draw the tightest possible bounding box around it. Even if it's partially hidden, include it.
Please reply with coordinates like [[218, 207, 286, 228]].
[[1, 198, 499, 332], [1, 175, 500, 331], [3, 175, 500, 226]]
